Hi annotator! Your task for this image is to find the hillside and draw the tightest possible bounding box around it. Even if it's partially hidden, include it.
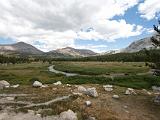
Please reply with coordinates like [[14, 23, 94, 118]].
[[0, 42, 44, 55]]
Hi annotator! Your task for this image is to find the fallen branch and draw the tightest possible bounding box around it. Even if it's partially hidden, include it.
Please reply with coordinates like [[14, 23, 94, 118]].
[[23, 95, 71, 108]]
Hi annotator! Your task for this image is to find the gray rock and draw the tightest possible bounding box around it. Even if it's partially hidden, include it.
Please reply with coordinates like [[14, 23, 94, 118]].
[[87, 117, 96, 120], [59, 109, 77, 120], [0, 80, 10, 89], [53, 81, 62, 85], [11, 84, 19, 88], [125, 88, 136, 95], [78, 86, 87, 93], [85, 101, 92, 106], [33, 81, 42, 87], [152, 86, 160, 92], [112, 95, 119, 99], [103, 85, 113, 92], [154, 95, 160, 104], [85, 87, 98, 97]]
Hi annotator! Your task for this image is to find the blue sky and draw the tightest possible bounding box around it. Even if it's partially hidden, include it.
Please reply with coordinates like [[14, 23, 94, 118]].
[[0, 0, 160, 53]]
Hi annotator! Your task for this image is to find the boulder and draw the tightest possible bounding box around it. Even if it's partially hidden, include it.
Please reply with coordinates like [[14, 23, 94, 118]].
[[125, 88, 136, 95], [103, 85, 113, 92], [87, 117, 96, 120], [85, 87, 98, 97], [112, 95, 119, 99], [59, 109, 78, 120], [0, 80, 10, 89], [152, 86, 160, 92], [78, 86, 87, 93], [125, 90, 131, 95], [154, 95, 160, 104], [53, 81, 62, 85], [85, 101, 92, 106], [41, 85, 48, 88], [33, 81, 42, 87]]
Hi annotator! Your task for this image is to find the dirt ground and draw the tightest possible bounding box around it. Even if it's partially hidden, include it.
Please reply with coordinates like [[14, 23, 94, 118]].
[[0, 84, 160, 120]]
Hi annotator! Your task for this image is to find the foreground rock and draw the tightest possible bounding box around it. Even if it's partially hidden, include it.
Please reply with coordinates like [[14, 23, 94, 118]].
[[11, 84, 19, 88], [0, 80, 10, 89], [78, 86, 87, 93], [33, 81, 42, 87], [154, 95, 160, 104], [53, 81, 62, 85], [125, 88, 136, 95], [85, 87, 98, 97], [152, 86, 160, 92], [85, 101, 92, 106], [112, 95, 119, 99], [103, 85, 113, 92], [59, 109, 78, 120]]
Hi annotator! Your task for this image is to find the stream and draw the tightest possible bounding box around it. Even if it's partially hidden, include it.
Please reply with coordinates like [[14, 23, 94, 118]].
[[48, 65, 78, 77]]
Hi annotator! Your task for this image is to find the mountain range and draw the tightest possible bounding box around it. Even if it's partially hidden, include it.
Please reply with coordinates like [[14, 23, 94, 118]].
[[0, 42, 97, 57], [0, 36, 156, 57]]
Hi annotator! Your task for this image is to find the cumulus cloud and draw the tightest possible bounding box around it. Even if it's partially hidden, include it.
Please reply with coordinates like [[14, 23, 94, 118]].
[[138, 0, 160, 20], [0, 0, 144, 51], [75, 44, 108, 53]]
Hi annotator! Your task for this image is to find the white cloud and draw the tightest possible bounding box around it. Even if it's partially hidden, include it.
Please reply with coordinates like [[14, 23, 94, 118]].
[[77, 19, 144, 41], [75, 44, 108, 53], [0, 0, 144, 52], [138, 0, 160, 20]]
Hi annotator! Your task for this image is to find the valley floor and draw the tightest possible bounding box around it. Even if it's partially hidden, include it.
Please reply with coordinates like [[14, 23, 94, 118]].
[[0, 62, 160, 120], [0, 84, 160, 120]]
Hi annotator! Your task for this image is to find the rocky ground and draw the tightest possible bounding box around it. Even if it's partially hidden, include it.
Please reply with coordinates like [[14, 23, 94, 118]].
[[0, 80, 160, 120]]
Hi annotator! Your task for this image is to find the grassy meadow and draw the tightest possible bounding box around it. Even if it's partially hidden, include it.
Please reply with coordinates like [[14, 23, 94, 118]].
[[53, 62, 150, 75], [0, 61, 160, 89]]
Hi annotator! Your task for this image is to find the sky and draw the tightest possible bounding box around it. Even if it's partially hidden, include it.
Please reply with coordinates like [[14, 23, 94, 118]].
[[0, 0, 160, 53]]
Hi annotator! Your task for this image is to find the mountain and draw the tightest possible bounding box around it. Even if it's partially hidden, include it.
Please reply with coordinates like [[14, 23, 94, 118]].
[[0, 42, 43, 55], [122, 36, 155, 53], [48, 47, 97, 57]]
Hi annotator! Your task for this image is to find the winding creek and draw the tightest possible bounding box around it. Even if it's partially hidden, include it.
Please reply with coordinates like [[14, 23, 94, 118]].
[[48, 65, 78, 77], [48, 65, 152, 77]]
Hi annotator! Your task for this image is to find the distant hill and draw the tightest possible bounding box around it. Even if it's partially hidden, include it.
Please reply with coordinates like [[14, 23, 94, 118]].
[[122, 36, 155, 53], [0, 42, 97, 58], [0, 42, 43, 55], [48, 47, 97, 57]]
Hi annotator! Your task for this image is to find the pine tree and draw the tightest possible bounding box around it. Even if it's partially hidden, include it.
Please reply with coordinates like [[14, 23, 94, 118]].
[[151, 20, 160, 76]]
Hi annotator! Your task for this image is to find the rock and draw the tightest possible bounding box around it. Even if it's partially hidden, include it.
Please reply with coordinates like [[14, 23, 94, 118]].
[[85, 101, 92, 106], [0, 80, 10, 89], [103, 85, 113, 92], [123, 105, 128, 109], [72, 92, 83, 96], [78, 86, 87, 93], [11, 84, 19, 88], [85, 87, 98, 97], [66, 84, 71, 87], [33, 81, 42, 87], [125, 90, 131, 95], [154, 95, 160, 104], [52, 88, 57, 91], [6, 97, 15, 101], [53, 81, 62, 85], [152, 86, 160, 92], [28, 110, 35, 115], [147, 92, 152, 95], [125, 88, 136, 95], [59, 109, 78, 120], [112, 95, 119, 99], [87, 117, 96, 120], [41, 85, 48, 88]]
